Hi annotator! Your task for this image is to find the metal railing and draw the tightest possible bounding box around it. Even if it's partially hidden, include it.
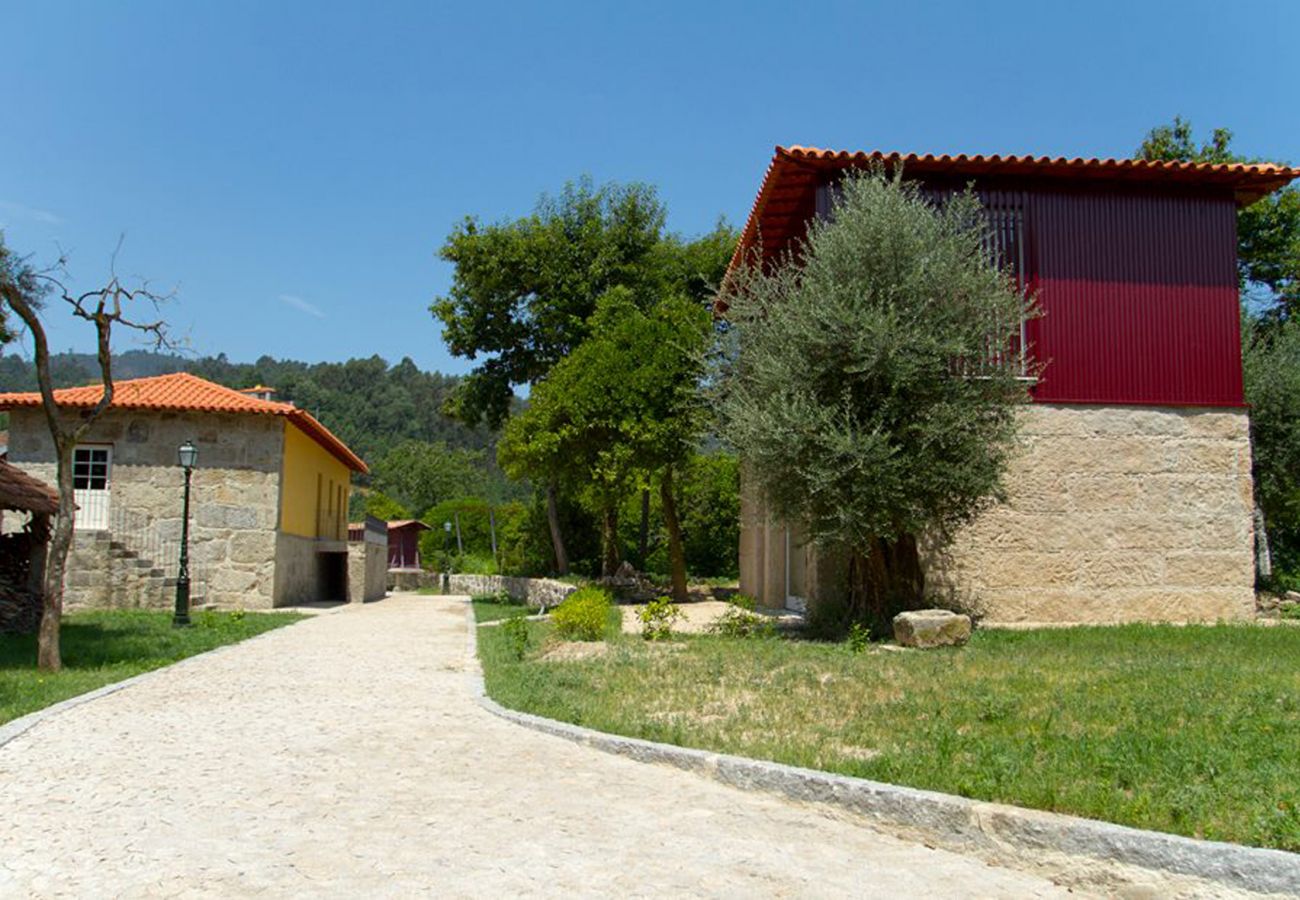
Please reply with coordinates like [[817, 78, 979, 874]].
[[108, 505, 208, 603]]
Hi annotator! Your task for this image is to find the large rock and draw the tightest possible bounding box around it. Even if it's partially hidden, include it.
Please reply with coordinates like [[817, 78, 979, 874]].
[[892, 609, 972, 648]]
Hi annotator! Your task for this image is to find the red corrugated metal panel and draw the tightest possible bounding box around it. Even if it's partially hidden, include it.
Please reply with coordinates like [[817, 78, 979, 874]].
[[1027, 188, 1243, 406]]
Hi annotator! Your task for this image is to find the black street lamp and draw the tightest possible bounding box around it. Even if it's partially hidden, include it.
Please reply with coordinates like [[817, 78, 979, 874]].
[[441, 520, 453, 593], [174, 440, 198, 627]]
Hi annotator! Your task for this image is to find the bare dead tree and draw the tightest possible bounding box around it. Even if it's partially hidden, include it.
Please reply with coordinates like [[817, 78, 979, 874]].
[[0, 241, 171, 671]]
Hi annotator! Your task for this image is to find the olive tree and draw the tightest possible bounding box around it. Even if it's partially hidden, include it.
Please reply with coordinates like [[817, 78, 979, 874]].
[[720, 171, 1033, 635]]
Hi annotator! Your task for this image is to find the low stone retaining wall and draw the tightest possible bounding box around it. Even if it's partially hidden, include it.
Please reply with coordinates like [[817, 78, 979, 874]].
[[440, 573, 576, 609], [384, 572, 579, 608], [385, 569, 577, 609]]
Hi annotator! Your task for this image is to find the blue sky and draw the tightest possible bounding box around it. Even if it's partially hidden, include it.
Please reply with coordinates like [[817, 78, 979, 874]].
[[1, 0, 1295, 375]]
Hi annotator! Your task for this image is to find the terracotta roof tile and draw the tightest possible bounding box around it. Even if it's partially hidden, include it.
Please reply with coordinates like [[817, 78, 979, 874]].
[[0, 372, 367, 474], [726, 145, 1300, 279]]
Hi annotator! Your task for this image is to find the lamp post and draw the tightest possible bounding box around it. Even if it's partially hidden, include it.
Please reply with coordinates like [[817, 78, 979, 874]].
[[441, 520, 453, 593], [174, 440, 198, 627]]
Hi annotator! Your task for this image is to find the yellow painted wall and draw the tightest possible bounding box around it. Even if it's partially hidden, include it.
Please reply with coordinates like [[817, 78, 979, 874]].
[[279, 421, 352, 539]]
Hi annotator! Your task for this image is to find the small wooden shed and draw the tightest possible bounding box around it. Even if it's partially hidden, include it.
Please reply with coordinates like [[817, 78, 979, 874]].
[[0, 461, 59, 634], [386, 520, 429, 570]]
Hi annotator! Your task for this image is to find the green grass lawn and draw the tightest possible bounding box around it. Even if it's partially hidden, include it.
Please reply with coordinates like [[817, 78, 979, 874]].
[[471, 593, 534, 623], [478, 620, 1300, 851], [0, 609, 305, 726]]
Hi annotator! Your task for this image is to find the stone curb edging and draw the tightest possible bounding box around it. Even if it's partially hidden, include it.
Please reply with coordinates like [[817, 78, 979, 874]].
[[0, 608, 331, 752], [463, 602, 1300, 897]]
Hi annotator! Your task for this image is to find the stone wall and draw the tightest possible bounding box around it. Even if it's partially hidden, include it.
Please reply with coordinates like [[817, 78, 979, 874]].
[[62, 531, 176, 611], [272, 532, 325, 607], [8, 408, 284, 609], [348, 541, 387, 603], [740, 404, 1258, 625], [393, 571, 577, 609]]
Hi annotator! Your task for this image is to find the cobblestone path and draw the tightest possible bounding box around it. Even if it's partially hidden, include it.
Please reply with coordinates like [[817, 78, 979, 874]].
[[0, 593, 1078, 897]]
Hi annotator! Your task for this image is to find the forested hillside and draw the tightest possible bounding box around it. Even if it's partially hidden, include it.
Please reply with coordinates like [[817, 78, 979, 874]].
[[0, 350, 501, 468]]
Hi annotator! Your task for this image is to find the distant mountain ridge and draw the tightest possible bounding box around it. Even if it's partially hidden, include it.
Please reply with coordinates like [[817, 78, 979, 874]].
[[0, 350, 502, 470]]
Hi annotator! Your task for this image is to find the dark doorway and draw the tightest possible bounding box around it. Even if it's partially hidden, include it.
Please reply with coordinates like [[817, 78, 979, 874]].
[[318, 552, 348, 603]]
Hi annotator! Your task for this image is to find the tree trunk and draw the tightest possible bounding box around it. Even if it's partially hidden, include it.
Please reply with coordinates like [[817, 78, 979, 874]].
[[660, 467, 688, 601], [847, 533, 926, 639], [545, 482, 569, 575], [637, 488, 650, 570], [2, 251, 168, 672], [38, 442, 78, 671], [600, 505, 621, 577]]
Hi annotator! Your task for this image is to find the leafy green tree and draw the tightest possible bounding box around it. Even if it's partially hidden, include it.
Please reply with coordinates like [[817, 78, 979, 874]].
[[1139, 117, 1300, 311], [674, 452, 741, 579], [498, 288, 712, 586], [360, 491, 411, 522], [720, 171, 1032, 635], [371, 440, 488, 516], [434, 178, 670, 428], [1242, 315, 1300, 583], [620, 450, 741, 579], [434, 177, 734, 572]]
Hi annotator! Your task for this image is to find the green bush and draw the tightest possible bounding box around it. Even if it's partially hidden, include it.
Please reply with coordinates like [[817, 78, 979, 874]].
[[551, 586, 613, 642], [709, 604, 776, 639], [501, 616, 531, 660], [712, 598, 769, 639], [847, 622, 871, 653], [638, 596, 682, 641]]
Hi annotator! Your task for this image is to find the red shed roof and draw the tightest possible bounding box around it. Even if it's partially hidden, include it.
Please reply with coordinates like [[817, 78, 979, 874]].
[[387, 519, 430, 531], [0, 372, 367, 473], [728, 145, 1300, 275]]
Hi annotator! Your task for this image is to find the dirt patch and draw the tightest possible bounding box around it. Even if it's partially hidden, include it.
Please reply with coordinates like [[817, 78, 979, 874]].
[[540, 641, 611, 662], [620, 600, 803, 636], [827, 743, 882, 763]]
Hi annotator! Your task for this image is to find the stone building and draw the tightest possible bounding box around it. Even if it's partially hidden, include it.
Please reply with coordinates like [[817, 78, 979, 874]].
[[0, 372, 370, 610], [727, 146, 1299, 624]]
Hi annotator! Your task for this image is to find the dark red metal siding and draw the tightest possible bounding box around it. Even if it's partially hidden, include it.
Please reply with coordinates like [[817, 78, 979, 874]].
[[388, 525, 423, 568], [1026, 188, 1243, 406]]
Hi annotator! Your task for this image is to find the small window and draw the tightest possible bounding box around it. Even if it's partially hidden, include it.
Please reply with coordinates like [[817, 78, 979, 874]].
[[73, 446, 111, 491]]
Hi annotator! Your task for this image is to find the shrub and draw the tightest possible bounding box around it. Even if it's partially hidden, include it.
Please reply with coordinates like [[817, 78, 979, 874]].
[[550, 586, 613, 642], [709, 605, 776, 639], [638, 596, 682, 641], [728, 593, 758, 611], [847, 622, 871, 653], [501, 616, 531, 661]]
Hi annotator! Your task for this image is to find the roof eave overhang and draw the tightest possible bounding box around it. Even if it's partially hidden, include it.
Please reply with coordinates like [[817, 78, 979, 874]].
[[0, 397, 369, 475], [723, 145, 1300, 288]]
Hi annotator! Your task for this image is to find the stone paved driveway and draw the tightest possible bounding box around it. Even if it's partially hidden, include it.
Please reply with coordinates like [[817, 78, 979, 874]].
[[0, 593, 1079, 898]]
